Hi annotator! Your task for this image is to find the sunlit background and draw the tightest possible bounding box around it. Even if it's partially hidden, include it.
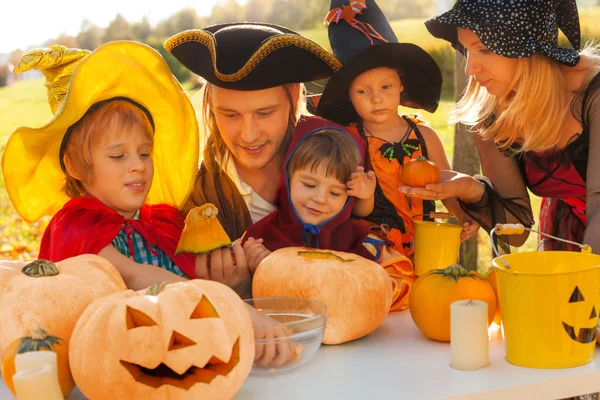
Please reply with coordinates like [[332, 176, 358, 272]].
[[1, 0, 599, 269]]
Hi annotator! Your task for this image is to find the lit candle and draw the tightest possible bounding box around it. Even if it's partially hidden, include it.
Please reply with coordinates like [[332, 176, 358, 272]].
[[450, 299, 490, 370]]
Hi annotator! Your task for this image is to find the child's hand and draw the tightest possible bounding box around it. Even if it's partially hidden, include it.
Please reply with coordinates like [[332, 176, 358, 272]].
[[347, 166, 376, 200], [245, 305, 299, 367], [460, 218, 480, 242], [195, 243, 251, 289], [243, 237, 271, 275]]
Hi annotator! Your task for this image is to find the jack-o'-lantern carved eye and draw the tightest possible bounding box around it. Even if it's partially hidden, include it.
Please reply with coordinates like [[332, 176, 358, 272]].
[[191, 296, 220, 319], [562, 286, 598, 344], [126, 306, 157, 329]]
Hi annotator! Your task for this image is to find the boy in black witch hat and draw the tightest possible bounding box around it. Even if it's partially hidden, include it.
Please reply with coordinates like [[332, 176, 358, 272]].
[[315, 0, 479, 259]]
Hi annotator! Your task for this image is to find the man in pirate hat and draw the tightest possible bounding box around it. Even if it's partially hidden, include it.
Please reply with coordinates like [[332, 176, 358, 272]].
[[165, 23, 377, 274]]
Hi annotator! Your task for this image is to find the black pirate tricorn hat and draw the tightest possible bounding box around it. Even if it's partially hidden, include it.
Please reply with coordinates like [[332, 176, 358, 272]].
[[314, 0, 442, 126], [164, 22, 342, 90], [425, 0, 581, 66]]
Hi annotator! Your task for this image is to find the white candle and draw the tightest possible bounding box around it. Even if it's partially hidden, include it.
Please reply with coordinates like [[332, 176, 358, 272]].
[[13, 352, 63, 400], [450, 299, 490, 370], [13, 364, 64, 400]]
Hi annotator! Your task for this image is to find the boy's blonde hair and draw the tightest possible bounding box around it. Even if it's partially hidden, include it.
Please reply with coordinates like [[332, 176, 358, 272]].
[[61, 99, 154, 198], [451, 45, 600, 153], [199, 81, 306, 173], [287, 128, 361, 184]]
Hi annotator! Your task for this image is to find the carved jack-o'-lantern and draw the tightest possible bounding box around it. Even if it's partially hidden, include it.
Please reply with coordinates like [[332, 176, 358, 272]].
[[563, 285, 598, 344], [69, 280, 254, 400]]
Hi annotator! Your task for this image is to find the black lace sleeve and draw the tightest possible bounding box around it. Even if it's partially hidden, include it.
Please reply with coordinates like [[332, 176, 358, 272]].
[[458, 133, 535, 248]]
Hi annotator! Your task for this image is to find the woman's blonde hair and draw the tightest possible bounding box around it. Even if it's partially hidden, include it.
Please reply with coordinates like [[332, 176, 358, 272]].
[[197, 80, 306, 174], [452, 44, 600, 153]]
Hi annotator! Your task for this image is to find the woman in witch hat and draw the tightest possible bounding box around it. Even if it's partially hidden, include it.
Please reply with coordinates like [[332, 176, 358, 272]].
[[399, 0, 600, 253]]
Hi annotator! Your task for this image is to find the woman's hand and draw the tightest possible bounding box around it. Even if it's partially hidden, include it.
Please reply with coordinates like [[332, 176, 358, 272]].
[[398, 170, 484, 203], [245, 305, 300, 367], [460, 219, 480, 242], [243, 237, 271, 275], [194, 243, 251, 289]]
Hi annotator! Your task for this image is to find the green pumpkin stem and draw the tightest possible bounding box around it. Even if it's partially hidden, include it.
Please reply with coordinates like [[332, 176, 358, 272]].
[[17, 328, 61, 353], [146, 282, 168, 296], [21, 260, 59, 277], [431, 264, 474, 282]]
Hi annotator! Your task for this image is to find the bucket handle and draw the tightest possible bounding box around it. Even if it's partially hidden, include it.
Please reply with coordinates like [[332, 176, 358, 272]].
[[412, 212, 460, 223], [490, 223, 592, 269]]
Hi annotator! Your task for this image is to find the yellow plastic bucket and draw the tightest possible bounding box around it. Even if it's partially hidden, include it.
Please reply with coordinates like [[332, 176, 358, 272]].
[[413, 212, 462, 276], [491, 224, 600, 368]]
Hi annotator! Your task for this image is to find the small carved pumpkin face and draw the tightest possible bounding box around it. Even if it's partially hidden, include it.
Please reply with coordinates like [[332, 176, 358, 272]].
[[69, 281, 254, 400], [562, 285, 598, 344]]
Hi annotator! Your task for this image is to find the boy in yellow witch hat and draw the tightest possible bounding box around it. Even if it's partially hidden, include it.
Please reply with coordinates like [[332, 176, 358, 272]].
[[2, 41, 201, 288]]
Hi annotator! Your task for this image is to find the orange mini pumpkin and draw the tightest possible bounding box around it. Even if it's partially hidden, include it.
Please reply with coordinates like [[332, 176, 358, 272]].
[[0, 256, 127, 360], [2, 328, 74, 397], [401, 155, 440, 187], [409, 264, 496, 342], [253, 247, 393, 345], [69, 280, 254, 400]]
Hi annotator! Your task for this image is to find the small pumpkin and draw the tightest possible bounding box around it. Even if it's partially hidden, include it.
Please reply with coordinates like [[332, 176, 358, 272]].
[[401, 155, 440, 187], [0, 255, 127, 360], [409, 264, 496, 342], [486, 268, 502, 325], [2, 328, 74, 396], [253, 247, 393, 345], [176, 204, 232, 254], [69, 280, 254, 400]]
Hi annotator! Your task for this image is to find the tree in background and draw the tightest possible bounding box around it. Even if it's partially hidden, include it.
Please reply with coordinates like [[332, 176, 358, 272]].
[[210, 0, 242, 25], [103, 14, 135, 42], [76, 20, 103, 51], [133, 17, 152, 42]]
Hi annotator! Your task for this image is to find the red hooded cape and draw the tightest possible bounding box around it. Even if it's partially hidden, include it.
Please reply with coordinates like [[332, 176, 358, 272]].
[[39, 196, 196, 278], [242, 115, 375, 260]]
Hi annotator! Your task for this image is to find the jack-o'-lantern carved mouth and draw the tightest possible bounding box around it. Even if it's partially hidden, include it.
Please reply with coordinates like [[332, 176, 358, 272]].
[[562, 323, 597, 344], [120, 338, 241, 389]]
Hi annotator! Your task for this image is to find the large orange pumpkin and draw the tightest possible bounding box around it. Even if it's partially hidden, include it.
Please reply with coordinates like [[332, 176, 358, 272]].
[[409, 264, 496, 342], [401, 155, 440, 187], [2, 328, 74, 396], [486, 268, 502, 325], [0, 256, 127, 359], [69, 280, 254, 400], [253, 247, 393, 345]]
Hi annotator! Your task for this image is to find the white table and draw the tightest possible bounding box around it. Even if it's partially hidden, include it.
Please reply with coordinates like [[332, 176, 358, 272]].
[[2, 311, 599, 400]]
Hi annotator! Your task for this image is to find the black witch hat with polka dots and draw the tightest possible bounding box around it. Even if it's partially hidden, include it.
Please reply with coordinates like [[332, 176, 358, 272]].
[[425, 0, 581, 66]]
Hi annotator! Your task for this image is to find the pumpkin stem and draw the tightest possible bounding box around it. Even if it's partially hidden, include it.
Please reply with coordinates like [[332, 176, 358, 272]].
[[431, 264, 471, 281], [416, 155, 429, 161], [146, 282, 168, 296], [29, 328, 49, 341], [21, 260, 59, 277]]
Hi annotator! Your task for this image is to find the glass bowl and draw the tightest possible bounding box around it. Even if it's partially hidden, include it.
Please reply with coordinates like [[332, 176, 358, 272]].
[[244, 296, 327, 375]]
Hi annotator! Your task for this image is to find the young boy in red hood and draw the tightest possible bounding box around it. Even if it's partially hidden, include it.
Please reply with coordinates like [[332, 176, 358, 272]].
[[242, 116, 415, 311]]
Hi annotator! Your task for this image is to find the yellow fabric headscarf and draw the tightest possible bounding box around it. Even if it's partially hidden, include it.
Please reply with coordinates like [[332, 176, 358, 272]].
[[2, 41, 199, 224]]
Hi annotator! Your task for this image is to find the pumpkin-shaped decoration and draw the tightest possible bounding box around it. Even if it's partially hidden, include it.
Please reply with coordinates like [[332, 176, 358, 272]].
[[409, 264, 496, 342], [486, 268, 502, 325], [253, 247, 393, 345], [401, 155, 440, 187], [69, 280, 254, 400], [2, 328, 74, 396], [176, 203, 232, 254], [0, 255, 127, 359]]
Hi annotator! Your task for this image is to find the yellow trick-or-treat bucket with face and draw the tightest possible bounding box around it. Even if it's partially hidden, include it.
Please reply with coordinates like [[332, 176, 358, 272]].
[[413, 212, 462, 276], [491, 224, 600, 369]]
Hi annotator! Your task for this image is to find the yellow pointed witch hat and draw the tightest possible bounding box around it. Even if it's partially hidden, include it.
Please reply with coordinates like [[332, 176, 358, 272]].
[[2, 41, 199, 224]]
